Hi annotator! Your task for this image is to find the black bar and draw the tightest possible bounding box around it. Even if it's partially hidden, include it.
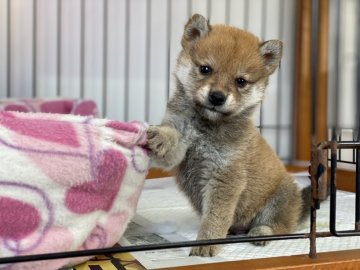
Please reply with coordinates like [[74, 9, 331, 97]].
[[356, 0, 360, 140], [330, 143, 337, 235], [311, 0, 319, 140], [321, 144, 360, 236], [0, 233, 309, 265], [315, 141, 360, 150], [329, 230, 360, 237], [356, 148, 360, 230], [335, 141, 360, 149]]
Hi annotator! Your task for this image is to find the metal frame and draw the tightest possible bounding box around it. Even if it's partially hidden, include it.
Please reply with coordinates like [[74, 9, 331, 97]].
[[0, 140, 359, 264]]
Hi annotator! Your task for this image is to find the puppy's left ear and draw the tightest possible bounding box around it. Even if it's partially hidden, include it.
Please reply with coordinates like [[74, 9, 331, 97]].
[[181, 14, 211, 48], [260, 40, 283, 75]]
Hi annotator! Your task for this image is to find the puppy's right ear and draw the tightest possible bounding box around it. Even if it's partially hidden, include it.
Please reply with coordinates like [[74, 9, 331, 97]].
[[181, 14, 210, 48]]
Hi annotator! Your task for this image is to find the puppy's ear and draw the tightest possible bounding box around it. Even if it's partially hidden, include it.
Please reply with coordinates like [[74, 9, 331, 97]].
[[181, 14, 210, 48], [260, 40, 283, 75]]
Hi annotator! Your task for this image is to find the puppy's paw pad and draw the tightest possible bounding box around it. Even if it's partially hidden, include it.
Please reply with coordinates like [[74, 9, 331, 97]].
[[248, 225, 273, 246], [147, 126, 176, 157], [189, 245, 221, 257]]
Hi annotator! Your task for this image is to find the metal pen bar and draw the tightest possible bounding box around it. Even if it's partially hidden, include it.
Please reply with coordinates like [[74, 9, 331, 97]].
[[328, 139, 360, 236], [330, 141, 337, 235], [321, 141, 360, 150], [356, 148, 360, 230], [0, 233, 317, 265], [309, 0, 319, 258], [333, 142, 360, 149], [356, 0, 360, 141]]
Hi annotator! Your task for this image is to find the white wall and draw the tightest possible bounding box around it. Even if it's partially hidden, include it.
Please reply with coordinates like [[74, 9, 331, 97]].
[[0, 0, 297, 161], [328, 0, 359, 130]]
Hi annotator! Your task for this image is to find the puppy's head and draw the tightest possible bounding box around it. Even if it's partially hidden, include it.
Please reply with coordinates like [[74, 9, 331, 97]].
[[175, 14, 282, 122]]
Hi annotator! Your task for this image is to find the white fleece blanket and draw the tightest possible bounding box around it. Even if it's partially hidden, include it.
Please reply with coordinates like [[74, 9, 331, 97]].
[[0, 111, 149, 270]]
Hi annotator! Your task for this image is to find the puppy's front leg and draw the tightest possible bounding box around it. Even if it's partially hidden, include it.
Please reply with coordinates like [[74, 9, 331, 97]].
[[147, 125, 188, 170], [190, 177, 244, 257]]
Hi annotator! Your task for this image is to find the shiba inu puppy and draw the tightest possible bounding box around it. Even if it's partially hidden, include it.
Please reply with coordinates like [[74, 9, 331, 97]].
[[147, 14, 309, 257]]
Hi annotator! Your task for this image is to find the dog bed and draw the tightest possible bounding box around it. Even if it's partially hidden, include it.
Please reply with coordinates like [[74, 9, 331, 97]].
[[0, 111, 149, 270], [0, 98, 98, 117]]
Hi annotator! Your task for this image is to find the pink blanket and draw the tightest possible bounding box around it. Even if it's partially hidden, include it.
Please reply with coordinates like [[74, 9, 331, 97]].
[[0, 98, 98, 117], [0, 111, 149, 269]]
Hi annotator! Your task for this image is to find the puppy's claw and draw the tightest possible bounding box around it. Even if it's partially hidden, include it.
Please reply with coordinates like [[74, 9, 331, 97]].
[[247, 225, 273, 246], [190, 245, 221, 257], [147, 126, 177, 158]]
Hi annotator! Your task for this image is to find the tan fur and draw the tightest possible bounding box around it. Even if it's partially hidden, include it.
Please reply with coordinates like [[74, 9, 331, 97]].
[[147, 14, 304, 257]]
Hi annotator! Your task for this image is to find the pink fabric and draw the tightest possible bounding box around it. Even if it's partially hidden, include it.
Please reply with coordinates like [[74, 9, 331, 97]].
[[0, 98, 98, 117], [0, 112, 149, 270]]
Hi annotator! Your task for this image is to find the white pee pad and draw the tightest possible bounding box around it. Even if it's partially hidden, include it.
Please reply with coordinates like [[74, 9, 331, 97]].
[[120, 176, 360, 269]]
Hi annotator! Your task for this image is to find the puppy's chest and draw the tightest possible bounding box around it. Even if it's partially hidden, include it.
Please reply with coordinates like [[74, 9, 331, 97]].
[[180, 131, 232, 182]]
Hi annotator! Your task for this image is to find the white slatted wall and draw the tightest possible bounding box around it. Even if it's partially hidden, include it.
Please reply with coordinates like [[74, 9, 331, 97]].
[[328, 0, 359, 130], [327, 0, 359, 167], [0, 0, 297, 161]]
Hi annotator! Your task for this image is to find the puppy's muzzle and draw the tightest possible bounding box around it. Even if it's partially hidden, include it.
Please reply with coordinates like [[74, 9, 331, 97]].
[[208, 91, 227, 106]]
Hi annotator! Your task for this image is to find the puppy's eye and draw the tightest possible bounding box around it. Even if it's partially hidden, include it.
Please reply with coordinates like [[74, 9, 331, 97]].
[[199, 65, 213, 75], [235, 77, 248, 88]]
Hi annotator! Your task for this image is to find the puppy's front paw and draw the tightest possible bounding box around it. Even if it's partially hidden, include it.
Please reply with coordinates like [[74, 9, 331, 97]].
[[147, 126, 178, 158], [190, 245, 221, 257], [247, 225, 273, 246]]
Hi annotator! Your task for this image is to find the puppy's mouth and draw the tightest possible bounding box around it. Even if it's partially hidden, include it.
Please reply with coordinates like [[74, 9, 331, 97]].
[[194, 101, 231, 117]]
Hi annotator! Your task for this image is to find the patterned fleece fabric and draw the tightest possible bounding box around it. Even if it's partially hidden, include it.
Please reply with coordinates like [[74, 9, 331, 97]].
[[0, 98, 98, 117], [0, 111, 149, 270]]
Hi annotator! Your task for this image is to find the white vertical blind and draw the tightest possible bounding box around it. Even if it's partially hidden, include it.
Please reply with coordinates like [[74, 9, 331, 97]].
[[36, 0, 58, 98], [60, 0, 81, 98], [0, 0, 7, 98], [0, 0, 298, 160]]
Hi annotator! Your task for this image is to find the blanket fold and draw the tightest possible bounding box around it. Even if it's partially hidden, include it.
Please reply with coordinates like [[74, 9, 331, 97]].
[[0, 98, 98, 117], [0, 111, 149, 270]]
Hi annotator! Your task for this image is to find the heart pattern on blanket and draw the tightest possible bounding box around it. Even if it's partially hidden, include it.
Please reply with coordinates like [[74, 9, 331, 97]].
[[64, 149, 127, 214], [0, 197, 41, 240], [0, 111, 80, 147]]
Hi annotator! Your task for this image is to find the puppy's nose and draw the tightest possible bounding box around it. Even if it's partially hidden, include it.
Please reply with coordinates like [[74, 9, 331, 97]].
[[208, 91, 227, 106]]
